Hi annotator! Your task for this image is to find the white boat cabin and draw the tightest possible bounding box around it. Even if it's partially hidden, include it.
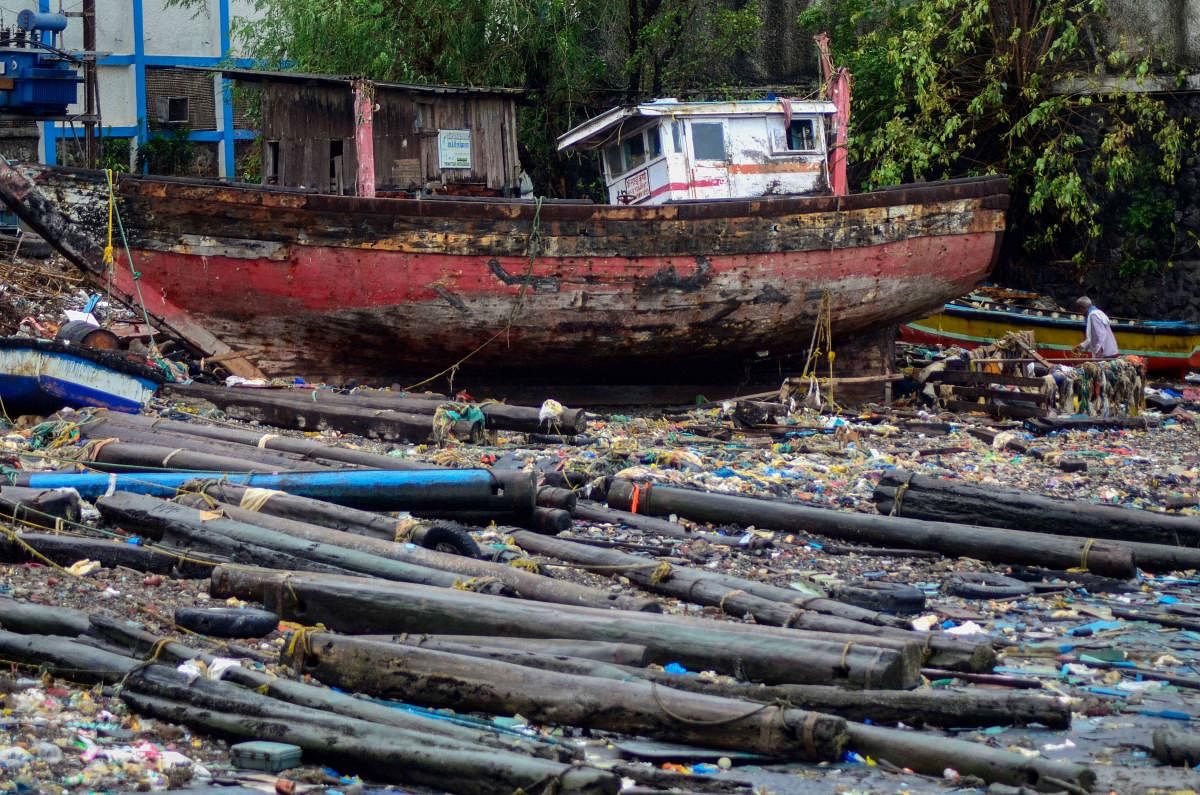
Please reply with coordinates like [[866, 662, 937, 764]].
[[556, 99, 837, 205]]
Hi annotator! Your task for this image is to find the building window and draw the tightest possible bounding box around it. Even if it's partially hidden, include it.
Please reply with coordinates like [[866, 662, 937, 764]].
[[691, 122, 725, 160], [155, 96, 190, 125], [787, 118, 816, 151], [670, 122, 681, 154]]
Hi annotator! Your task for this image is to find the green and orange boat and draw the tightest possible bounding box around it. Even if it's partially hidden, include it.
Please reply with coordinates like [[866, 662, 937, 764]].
[[903, 293, 1200, 376]]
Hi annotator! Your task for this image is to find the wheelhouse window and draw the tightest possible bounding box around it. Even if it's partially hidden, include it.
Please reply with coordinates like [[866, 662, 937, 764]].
[[603, 126, 667, 176], [691, 122, 726, 160], [787, 118, 817, 151]]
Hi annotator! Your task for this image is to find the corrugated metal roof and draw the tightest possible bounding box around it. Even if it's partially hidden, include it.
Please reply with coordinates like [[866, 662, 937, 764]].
[[176, 66, 526, 96]]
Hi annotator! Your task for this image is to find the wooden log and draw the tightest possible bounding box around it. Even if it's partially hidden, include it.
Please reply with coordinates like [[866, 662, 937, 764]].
[[97, 492, 485, 590], [847, 723, 1094, 792], [531, 506, 573, 533], [1153, 727, 1200, 766], [353, 637, 639, 681], [1110, 606, 1200, 632], [574, 500, 777, 550], [607, 480, 1136, 579], [508, 531, 992, 672], [0, 486, 80, 525], [375, 634, 650, 666], [82, 440, 307, 473], [0, 630, 136, 683], [162, 383, 482, 443], [0, 532, 217, 577], [81, 410, 431, 470], [0, 596, 90, 636], [630, 674, 1069, 729], [211, 566, 917, 688], [877, 470, 1200, 546], [287, 632, 848, 761], [74, 419, 333, 471], [165, 382, 590, 435], [122, 666, 616, 795], [187, 480, 412, 539], [537, 486, 578, 512], [174, 494, 660, 612], [87, 614, 572, 762]]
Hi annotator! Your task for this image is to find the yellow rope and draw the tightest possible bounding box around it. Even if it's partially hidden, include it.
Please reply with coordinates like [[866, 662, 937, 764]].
[[394, 517, 422, 543], [239, 487, 281, 513], [102, 169, 116, 268], [509, 557, 541, 574], [649, 561, 673, 585]]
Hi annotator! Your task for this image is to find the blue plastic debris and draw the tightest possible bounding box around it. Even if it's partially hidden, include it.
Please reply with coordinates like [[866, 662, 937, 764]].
[[663, 662, 692, 676]]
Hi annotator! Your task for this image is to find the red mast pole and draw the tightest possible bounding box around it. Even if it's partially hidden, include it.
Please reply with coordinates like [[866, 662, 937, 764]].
[[814, 33, 851, 197]]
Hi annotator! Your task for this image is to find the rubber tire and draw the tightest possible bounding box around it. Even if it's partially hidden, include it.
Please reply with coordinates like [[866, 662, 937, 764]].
[[832, 580, 927, 615], [174, 606, 280, 638], [946, 572, 1035, 600], [411, 522, 481, 558]]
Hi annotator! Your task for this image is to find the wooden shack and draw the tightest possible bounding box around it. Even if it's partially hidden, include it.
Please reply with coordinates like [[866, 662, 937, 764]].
[[220, 69, 523, 197]]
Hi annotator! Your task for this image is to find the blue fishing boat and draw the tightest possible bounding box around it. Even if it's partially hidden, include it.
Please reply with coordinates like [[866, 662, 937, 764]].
[[0, 337, 162, 416]]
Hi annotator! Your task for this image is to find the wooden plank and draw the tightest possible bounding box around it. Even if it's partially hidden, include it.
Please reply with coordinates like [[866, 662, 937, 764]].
[[943, 399, 1045, 419], [936, 370, 1047, 388], [946, 386, 1052, 405]]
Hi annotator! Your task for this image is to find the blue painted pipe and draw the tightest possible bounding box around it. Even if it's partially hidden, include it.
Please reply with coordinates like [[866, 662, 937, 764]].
[[16, 468, 525, 513]]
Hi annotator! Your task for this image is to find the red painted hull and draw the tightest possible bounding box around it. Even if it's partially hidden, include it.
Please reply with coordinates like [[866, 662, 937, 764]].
[[13, 167, 1009, 381]]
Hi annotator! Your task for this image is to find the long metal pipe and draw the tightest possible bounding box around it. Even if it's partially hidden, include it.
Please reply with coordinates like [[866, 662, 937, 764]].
[[16, 469, 526, 513]]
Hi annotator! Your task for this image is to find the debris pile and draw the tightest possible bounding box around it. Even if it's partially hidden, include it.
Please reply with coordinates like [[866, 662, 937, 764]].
[[0, 377, 1198, 793]]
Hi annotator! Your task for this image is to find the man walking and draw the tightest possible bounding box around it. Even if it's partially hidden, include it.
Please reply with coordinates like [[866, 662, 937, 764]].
[[1073, 296, 1119, 358]]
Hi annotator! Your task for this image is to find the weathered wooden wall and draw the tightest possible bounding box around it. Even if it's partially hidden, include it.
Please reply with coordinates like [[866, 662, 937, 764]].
[[373, 89, 519, 192], [257, 81, 519, 195], [259, 82, 356, 192]]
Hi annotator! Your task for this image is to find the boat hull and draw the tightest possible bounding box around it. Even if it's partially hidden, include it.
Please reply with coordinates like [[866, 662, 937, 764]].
[[0, 340, 160, 415], [26, 167, 1009, 382], [903, 303, 1200, 376]]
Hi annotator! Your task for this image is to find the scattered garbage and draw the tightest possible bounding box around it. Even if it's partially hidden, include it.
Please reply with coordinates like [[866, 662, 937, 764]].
[[0, 298, 1195, 792]]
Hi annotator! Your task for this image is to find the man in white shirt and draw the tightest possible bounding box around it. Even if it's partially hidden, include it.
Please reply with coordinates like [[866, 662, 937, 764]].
[[1073, 296, 1119, 358]]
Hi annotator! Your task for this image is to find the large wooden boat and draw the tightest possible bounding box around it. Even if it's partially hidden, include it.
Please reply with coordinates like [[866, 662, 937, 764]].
[[0, 160, 1008, 383], [904, 298, 1200, 376]]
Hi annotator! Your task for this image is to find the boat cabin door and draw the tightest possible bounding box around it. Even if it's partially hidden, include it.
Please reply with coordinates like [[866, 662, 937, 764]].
[[684, 120, 730, 199]]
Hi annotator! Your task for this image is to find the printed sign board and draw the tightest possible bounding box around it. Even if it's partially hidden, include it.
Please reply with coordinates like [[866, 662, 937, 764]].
[[624, 169, 650, 203], [438, 129, 472, 169]]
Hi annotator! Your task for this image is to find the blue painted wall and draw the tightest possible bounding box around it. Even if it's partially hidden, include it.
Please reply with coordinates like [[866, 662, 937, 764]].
[[43, 0, 256, 178]]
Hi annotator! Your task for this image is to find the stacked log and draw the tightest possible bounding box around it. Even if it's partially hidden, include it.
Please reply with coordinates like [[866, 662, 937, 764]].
[[212, 565, 919, 688], [159, 383, 483, 443], [607, 480, 1137, 579], [508, 530, 993, 671], [76, 410, 432, 470], [874, 470, 1200, 572], [163, 382, 589, 437], [171, 492, 659, 612], [284, 632, 849, 760]]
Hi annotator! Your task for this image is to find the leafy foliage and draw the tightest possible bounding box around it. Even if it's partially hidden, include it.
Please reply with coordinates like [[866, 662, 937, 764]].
[[800, 0, 1194, 269], [169, 0, 762, 193], [137, 127, 197, 176]]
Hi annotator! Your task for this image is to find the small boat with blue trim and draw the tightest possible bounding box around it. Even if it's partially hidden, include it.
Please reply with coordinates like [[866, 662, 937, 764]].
[[0, 337, 163, 416], [903, 295, 1200, 376]]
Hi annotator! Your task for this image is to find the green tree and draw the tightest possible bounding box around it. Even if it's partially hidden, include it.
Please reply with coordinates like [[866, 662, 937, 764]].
[[189, 0, 762, 194], [801, 0, 1193, 270]]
